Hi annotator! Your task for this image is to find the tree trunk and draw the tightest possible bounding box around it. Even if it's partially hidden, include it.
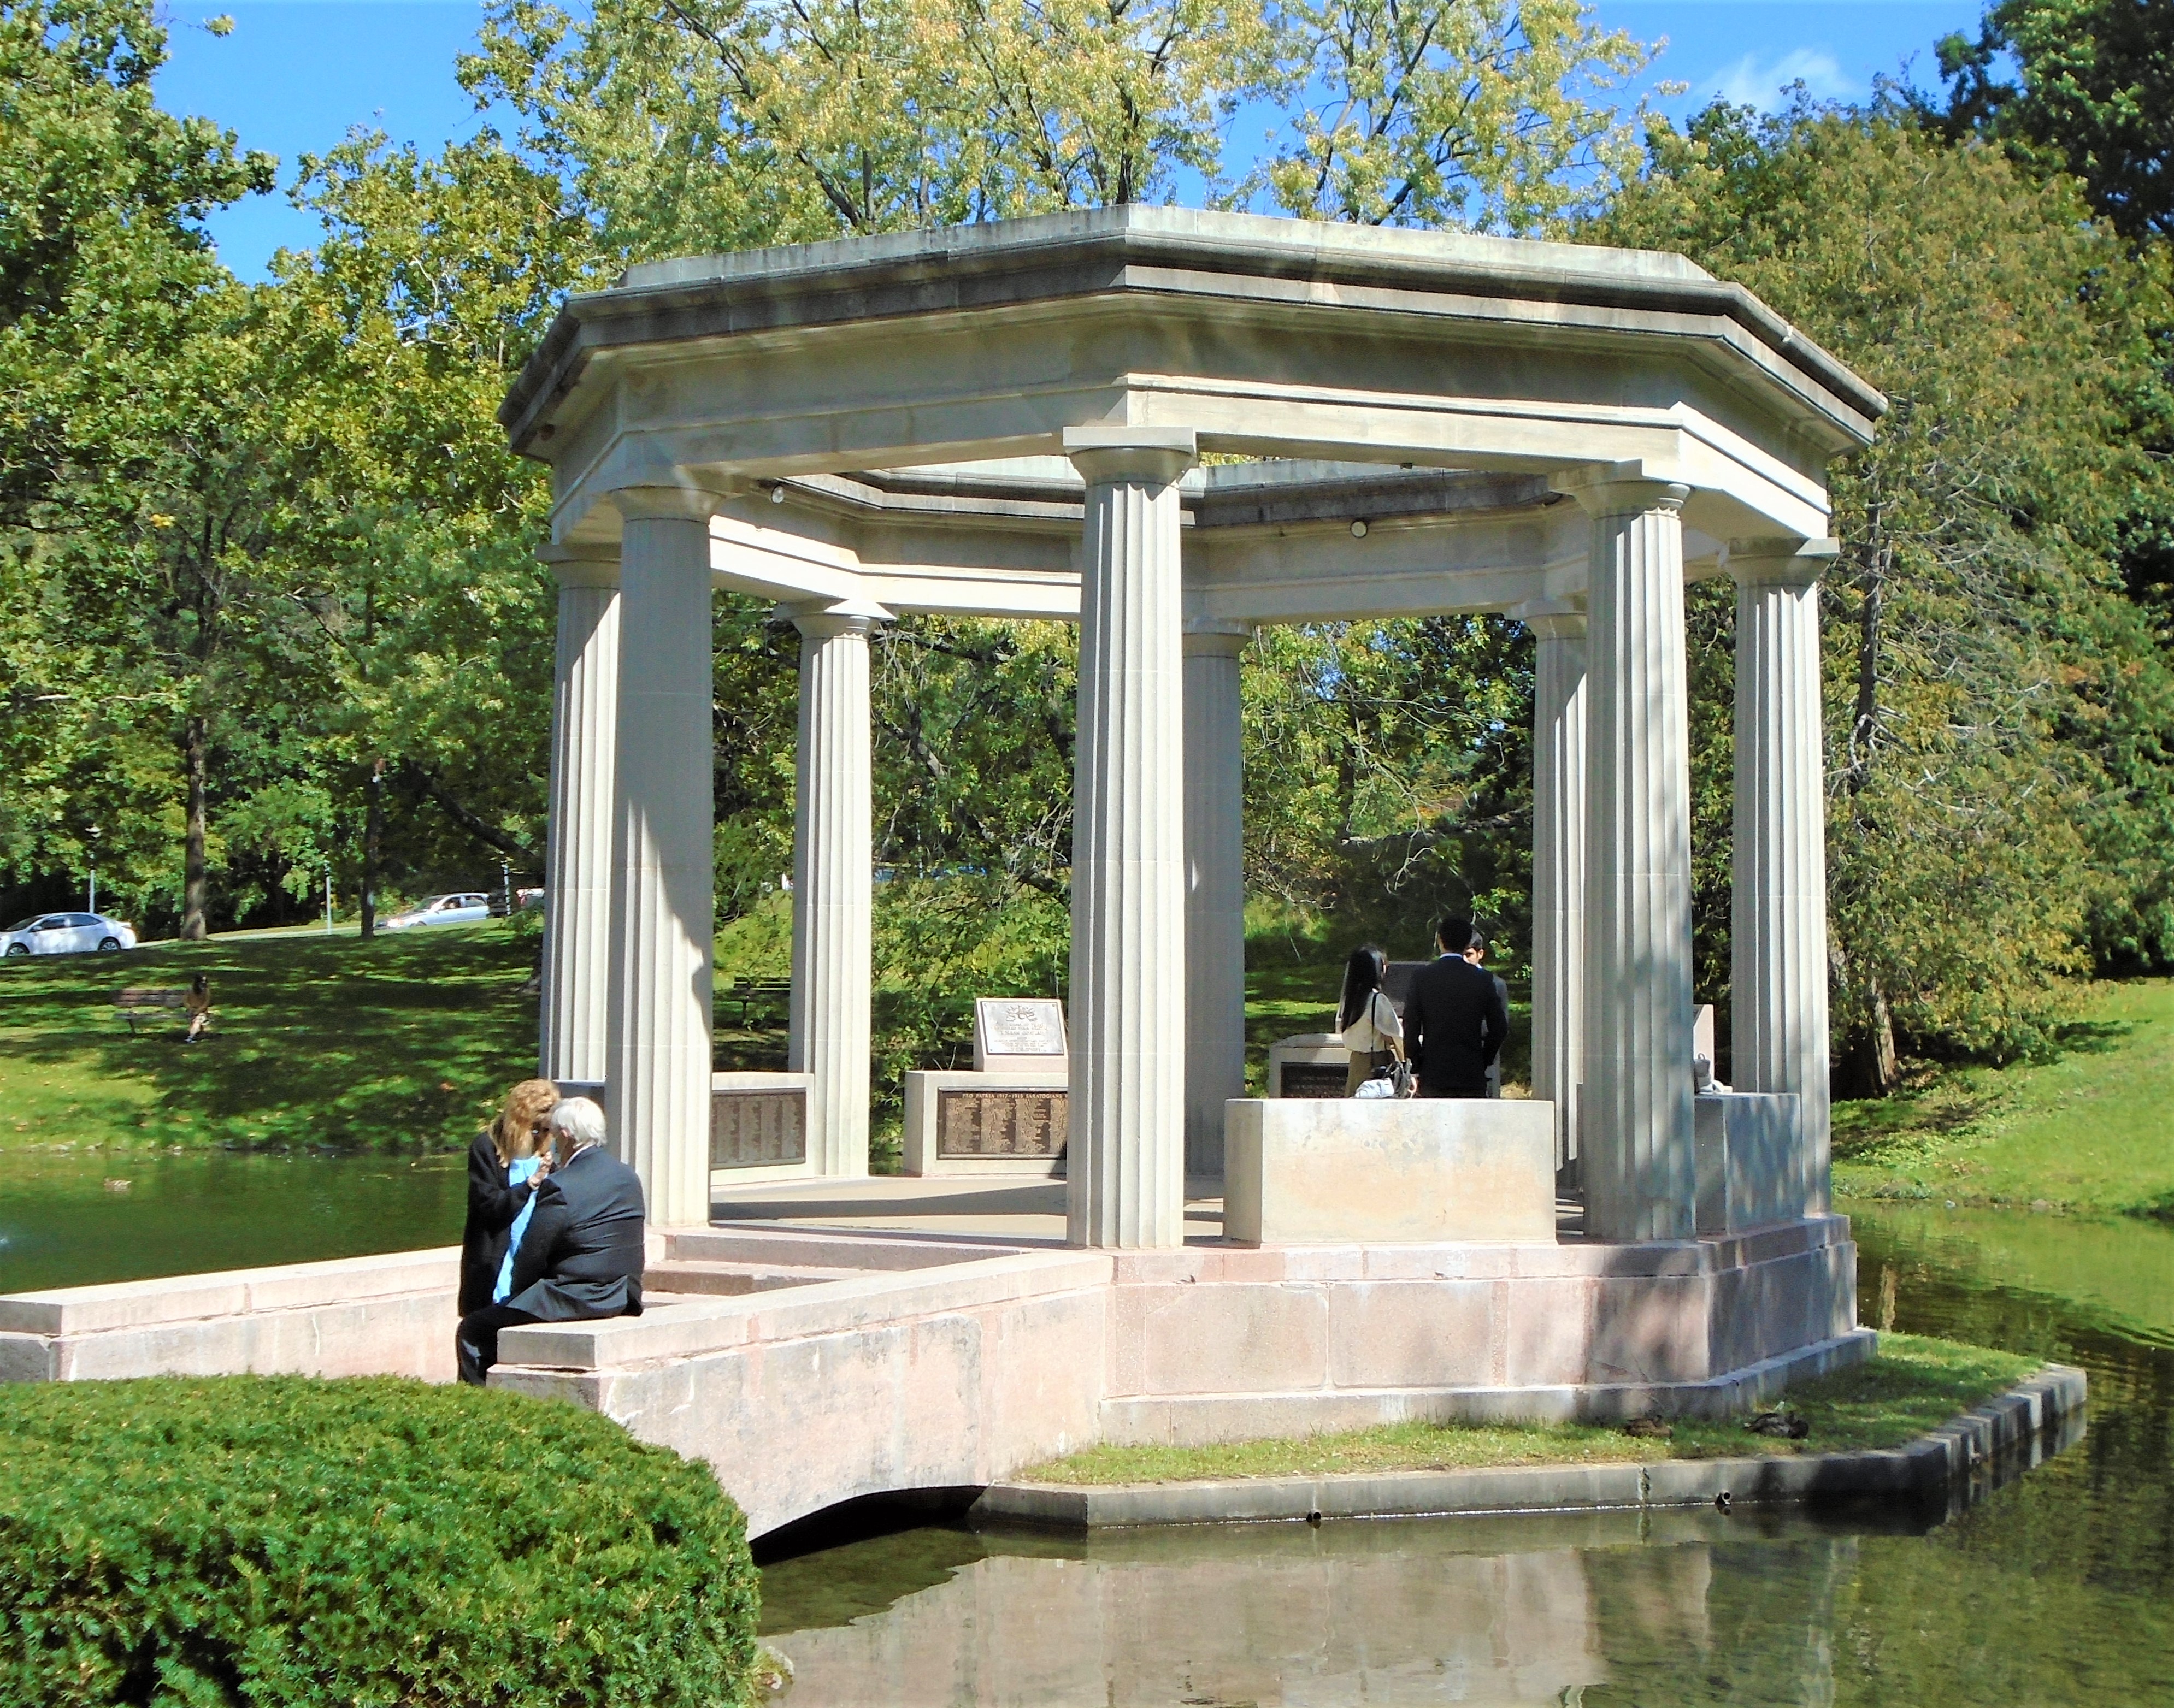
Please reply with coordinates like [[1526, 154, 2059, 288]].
[[360, 759, 384, 939], [180, 714, 210, 941], [1836, 975, 1901, 1098], [1868, 979, 1900, 1092]]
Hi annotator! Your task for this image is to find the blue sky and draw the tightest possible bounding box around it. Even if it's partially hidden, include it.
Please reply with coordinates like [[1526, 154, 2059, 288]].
[[157, 0, 1989, 282]]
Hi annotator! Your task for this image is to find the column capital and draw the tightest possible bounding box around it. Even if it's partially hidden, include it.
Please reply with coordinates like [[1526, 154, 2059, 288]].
[[1727, 536, 1840, 590], [1064, 425, 1198, 488], [1182, 618, 1254, 658], [1552, 463, 1690, 519], [1511, 596, 1587, 641], [611, 483, 726, 524], [782, 599, 889, 640], [539, 542, 621, 590]]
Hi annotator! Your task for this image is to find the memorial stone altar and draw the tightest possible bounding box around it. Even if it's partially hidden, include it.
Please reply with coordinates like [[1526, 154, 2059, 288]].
[[903, 997, 1070, 1175]]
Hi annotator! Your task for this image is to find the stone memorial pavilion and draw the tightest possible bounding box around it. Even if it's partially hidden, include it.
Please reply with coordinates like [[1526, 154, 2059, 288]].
[[515, 205, 1869, 1251], [0, 209, 1884, 1540]]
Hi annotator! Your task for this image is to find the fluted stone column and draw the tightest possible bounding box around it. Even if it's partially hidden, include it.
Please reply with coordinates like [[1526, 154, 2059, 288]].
[[788, 608, 876, 1178], [1731, 538, 1837, 1215], [1561, 471, 1697, 1243], [605, 487, 717, 1229], [539, 545, 620, 1085], [1522, 599, 1587, 1178], [1064, 425, 1196, 1249], [1183, 620, 1251, 1182]]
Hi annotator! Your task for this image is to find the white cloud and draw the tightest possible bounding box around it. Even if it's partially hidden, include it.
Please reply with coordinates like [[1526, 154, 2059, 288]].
[[1702, 47, 1857, 112]]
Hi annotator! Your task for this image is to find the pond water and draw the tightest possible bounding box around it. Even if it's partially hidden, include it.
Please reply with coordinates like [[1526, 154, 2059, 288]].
[[761, 1207, 2174, 1706], [3, 1151, 2169, 1703], [0, 1149, 465, 1292]]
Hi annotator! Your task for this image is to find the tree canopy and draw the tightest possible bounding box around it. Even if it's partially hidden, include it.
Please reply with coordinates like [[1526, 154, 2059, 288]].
[[5, 0, 2173, 1100]]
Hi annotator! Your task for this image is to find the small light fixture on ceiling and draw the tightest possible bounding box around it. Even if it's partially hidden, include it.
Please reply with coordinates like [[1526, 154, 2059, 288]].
[[770, 483, 787, 504], [1350, 519, 1369, 539]]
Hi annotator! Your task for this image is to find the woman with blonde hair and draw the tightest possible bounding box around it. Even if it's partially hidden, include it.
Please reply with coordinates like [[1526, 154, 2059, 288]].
[[458, 1079, 558, 1317]]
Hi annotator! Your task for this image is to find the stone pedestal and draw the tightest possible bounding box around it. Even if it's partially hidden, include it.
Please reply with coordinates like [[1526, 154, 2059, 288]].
[[1224, 1098, 1558, 1245], [1730, 540, 1836, 1213], [606, 488, 718, 1229], [539, 546, 620, 1085], [903, 1072, 1069, 1177], [788, 609, 876, 1178], [1522, 600, 1586, 1175], [1182, 620, 1251, 1181], [1063, 427, 1196, 1249], [1561, 471, 1696, 1242]]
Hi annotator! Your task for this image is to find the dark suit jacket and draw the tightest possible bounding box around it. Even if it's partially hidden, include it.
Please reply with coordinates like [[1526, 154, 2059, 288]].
[[1405, 954, 1510, 1096], [458, 1132, 539, 1315], [503, 1144, 646, 1322]]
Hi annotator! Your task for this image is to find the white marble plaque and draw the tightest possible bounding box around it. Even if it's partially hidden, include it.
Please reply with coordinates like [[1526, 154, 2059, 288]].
[[974, 997, 1068, 1069]]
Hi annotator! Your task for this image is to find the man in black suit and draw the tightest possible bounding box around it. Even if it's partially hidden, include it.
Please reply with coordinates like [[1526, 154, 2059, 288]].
[[1404, 916, 1510, 1098], [455, 1096, 646, 1386]]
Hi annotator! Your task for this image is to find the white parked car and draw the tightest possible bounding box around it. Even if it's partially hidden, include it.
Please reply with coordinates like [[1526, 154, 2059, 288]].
[[382, 893, 493, 931], [0, 912, 138, 956]]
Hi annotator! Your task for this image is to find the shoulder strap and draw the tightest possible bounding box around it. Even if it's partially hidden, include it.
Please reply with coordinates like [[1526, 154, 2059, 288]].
[[1372, 991, 1406, 1060]]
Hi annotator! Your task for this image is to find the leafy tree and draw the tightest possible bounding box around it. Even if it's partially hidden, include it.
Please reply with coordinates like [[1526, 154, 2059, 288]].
[[1934, 0, 2174, 242], [459, 0, 1650, 258], [1251, 0, 1654, 229], [1242, 617, 1533, 955], [267, 133, 604, 931], [0, 0, 274, 928], [1604, 100, 2174, 1087]]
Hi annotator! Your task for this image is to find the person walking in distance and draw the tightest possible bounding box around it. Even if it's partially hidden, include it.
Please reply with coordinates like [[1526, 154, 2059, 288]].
[[1404, 917, 1509, 1098]]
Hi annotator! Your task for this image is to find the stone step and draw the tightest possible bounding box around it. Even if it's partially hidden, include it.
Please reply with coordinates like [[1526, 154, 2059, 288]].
[[645, 1258, 865, 1297]]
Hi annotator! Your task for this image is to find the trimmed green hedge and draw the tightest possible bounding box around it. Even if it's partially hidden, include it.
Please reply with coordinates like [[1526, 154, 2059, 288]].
[[0, 1376, 761, 1706]]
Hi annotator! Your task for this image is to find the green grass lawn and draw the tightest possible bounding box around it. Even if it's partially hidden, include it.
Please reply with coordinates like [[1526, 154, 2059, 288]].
[[0, 926, 543, 1155], [0, 906, 817, 1157], [1020, 1334, 2037, 1484], [1833, 977, 2174, 1218]]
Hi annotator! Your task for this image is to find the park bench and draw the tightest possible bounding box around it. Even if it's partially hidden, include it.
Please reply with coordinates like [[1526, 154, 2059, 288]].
[[113, 988, 193, 1037], [723, 978, 792, 1026]]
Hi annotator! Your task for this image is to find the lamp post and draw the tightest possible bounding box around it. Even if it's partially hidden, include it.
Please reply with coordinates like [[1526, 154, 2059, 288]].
[[324, 861, 334, 935], [86, 825, 99, 914]]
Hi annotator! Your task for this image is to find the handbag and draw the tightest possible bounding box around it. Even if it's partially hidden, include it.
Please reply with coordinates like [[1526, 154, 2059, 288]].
[[1357, 992, 1416, 1100]]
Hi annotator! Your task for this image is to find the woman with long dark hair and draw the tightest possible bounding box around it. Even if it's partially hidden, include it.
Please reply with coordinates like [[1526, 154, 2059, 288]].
[[1336, 944, 1405, 1094]]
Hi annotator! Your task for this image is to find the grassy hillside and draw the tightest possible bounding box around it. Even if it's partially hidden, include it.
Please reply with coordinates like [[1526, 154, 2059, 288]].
[[1833, 978, 2174, 1218], [0, 927, 541, 1155]]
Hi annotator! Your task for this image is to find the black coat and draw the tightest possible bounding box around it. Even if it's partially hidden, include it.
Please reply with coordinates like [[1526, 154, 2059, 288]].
[[502, 1144, 646, 1322], [1405, 954, 1510, 1097], [458, 1132, 540, 1315]]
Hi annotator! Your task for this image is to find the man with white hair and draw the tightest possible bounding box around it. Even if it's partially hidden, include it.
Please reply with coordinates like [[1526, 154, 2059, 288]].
[[455, 1096, 646, 1386]]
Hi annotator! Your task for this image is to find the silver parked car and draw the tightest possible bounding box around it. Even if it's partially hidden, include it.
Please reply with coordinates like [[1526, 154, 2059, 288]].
[[0, 912, 138, 956], [381, 892, 492, 931]]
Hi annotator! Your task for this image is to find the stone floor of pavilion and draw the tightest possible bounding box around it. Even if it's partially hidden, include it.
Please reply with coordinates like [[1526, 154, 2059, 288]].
[[706, 1173, 1588, 1245]]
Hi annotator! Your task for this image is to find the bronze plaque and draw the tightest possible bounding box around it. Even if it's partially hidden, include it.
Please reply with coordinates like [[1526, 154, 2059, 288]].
[[711, 1088, 808, 1169], [1278, 1062, 1349, 1100], [936, 1088, 1069, 1159]]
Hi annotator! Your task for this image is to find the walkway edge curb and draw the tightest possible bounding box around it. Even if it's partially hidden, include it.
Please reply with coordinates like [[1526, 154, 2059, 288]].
[[968, 1363, 2088, 1530]]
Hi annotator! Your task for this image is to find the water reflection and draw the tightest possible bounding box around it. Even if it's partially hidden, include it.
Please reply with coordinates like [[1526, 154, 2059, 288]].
[[763, 1512, 1885, 1706], [765, 1207, 2174, 1708]]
